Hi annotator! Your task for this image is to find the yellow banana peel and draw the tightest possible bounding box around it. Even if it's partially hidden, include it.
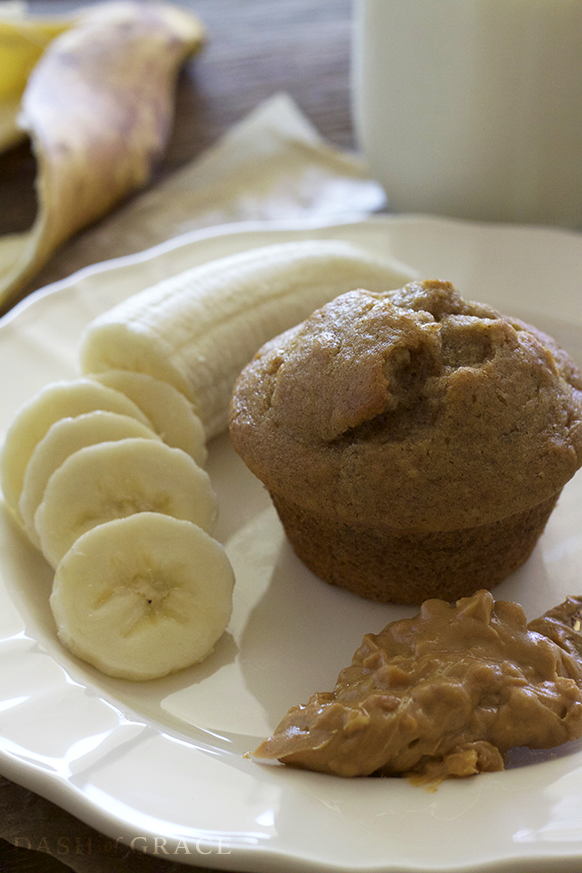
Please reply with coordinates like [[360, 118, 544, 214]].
[[0, 15, 72, 98], [0, 1, 205, 313], [0, 7, 73, 149]]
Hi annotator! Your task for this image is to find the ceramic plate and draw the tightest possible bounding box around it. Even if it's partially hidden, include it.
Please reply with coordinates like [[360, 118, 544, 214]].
[[1, 214, 582, 873]]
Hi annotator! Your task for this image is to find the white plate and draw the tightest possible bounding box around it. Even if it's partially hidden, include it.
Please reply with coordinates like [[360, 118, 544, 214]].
[[1, 214, 582, 873]]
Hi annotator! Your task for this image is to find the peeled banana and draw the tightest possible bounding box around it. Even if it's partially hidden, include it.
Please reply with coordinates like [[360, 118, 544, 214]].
[[19, 410, 160, 549], [0, 369, 227, 681], [1, 236, 419, 681], [35, 437, 217, 569], [50, 512, 234, 680], [88, 370, 207, 466], [79, 239, 418, 439], [0, 377, 151, 524]]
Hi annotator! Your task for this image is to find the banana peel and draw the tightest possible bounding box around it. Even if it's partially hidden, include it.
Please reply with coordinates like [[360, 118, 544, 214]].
[[0, 6, 73, 151], [0, 1, 205, 314]]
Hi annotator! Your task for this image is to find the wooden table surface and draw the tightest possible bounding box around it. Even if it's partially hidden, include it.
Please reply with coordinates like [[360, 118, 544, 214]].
[[0, 1, 353, 870]]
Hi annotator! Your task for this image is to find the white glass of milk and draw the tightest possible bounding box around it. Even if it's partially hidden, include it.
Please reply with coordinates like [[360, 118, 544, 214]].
[[351, 0, 582, 227]]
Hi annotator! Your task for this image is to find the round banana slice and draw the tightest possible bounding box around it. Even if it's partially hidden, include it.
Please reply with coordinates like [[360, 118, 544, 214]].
[[88, 370, 207, 466], [0, 378, 152, 523], [50, 512, 234, 680], [19, 410, 161, 549], [35, 437, 218, 569]]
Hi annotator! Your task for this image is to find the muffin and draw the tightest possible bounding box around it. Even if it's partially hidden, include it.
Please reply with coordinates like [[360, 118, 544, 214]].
[[229, 280, 582, 604]]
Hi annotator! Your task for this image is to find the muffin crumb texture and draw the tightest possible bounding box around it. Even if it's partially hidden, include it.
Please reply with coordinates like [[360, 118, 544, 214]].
[[229, 280, 582, 603]]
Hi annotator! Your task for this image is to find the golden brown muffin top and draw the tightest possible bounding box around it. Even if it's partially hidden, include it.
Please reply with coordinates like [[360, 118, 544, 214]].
[[229, 280, 582, 531]]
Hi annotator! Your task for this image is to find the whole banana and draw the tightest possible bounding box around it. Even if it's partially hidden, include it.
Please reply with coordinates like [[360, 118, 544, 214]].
[[79, 239, 417, 440]]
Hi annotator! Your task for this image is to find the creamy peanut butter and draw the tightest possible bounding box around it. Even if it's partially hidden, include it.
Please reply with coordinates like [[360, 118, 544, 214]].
[[254, 590, 582, 781]]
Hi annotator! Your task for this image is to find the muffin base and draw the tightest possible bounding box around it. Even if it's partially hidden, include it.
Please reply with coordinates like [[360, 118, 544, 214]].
[[270, 491, 561, 605]]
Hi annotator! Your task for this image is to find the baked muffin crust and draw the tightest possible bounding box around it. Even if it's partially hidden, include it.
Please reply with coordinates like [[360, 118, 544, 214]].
[[230, 280, 582, 533]]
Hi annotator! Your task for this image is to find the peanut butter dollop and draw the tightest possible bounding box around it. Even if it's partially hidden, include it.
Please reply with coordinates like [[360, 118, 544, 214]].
[[254, 590, 582, 781]]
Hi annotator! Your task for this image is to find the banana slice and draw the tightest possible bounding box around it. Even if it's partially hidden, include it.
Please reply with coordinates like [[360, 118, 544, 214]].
[[50, 512, 234, 680], [0, 378, 152, 523], [19, 410, 160, 549], [35, 437, 217, 569], [79, 239, 418, 439], [88, 370, 206, 466]]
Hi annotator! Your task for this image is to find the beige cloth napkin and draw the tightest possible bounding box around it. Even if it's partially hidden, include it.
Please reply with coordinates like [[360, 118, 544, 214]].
[[0, 92, 385, 872]]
